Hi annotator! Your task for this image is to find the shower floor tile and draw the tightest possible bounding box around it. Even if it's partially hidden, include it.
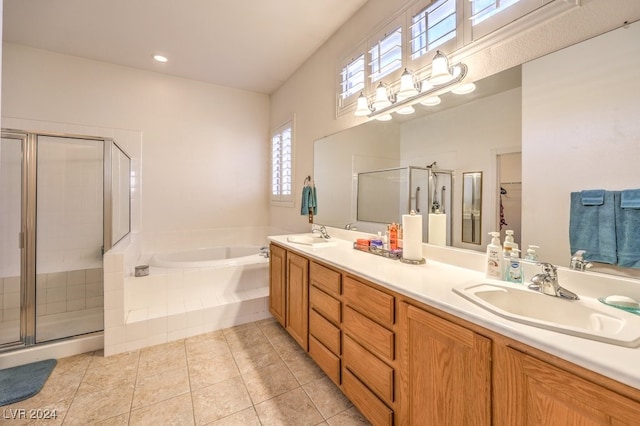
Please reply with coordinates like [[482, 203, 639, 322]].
[[3, 317, 371, 425]]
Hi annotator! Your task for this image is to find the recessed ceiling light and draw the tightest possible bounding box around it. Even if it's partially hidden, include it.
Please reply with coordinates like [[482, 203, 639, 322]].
[[153, 54, 168, 63]]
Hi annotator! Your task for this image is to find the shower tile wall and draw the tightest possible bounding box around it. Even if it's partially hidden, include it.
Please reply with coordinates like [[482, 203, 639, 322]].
[[35, 268, 104, 316], [1, 276, 20, 322]]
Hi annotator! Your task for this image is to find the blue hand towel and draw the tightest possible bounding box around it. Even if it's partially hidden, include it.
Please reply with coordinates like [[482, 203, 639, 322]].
[[615, 190, 640, 268], [309, 185, 318, 215], [569, 191, 617, 264], [621, 189, 640, 209], [301, 186, 311, 215], [581, 189, 605, 206]]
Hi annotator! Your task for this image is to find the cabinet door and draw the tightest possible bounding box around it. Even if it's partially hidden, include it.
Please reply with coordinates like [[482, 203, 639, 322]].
[[286, 251, 309, 350], [399, 302, 491, 425], [269, 244, 286, 326], [500, 347, 640, 425]]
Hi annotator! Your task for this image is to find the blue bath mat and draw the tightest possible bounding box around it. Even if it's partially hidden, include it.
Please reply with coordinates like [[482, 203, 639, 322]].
[[0, 359, 57, 406]]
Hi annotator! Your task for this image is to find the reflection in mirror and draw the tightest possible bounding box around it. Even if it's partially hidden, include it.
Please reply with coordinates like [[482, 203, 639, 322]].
[[111, 144, 131, 244], [462, 172, 482, 244]]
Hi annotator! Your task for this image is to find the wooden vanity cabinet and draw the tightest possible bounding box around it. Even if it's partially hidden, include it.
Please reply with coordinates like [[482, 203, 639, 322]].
[[269, 246, 640, 426], [268, 244, 286, 326], [496, 346, 640, 425], [342, 276, 397, 426], [269, 244, 309, 350], [398, 302, 491, 425], [285, 251, 309, 350], [308, 261, 342, 385]]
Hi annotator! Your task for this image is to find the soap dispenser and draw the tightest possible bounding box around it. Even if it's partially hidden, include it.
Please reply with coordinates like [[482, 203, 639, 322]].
[[503, 230, 518, 253], [485, 232, 503, 279], [506, 249, 523, 284], [524, 245, 540, 262]]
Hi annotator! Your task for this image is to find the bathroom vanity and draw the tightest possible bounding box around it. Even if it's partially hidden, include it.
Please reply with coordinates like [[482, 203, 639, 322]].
[[268, 235, 640, 425]]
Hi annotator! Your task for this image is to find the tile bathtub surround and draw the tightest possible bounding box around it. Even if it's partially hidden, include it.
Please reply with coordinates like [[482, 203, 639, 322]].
[[3, 318, 370, 425]]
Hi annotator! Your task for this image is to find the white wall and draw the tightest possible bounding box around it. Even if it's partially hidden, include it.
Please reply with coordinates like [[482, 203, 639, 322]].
[[400, 88, 522, 249], [522, 22, 640, 271], [269, 0, 640, 235], [2, 43, 271, 245]]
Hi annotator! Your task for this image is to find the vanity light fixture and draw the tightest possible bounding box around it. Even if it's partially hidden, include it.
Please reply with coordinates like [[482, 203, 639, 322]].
[[430, 50, 454, 85], [353, 50, 470, 120], [153, 54, 168, 63], [452, 82, 477, 95]]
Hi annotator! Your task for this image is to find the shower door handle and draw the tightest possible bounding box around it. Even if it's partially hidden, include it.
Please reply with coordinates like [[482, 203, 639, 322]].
[[415, 186, 421, 213], [19, 232, 24, 249]]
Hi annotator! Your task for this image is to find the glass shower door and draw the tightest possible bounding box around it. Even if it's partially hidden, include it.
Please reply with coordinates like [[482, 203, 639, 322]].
[[0, 136, 23, 346], [35, 136, 105, 342]]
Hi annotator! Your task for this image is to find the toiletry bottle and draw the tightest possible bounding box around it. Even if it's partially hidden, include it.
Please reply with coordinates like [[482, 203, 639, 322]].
[[507, 249, 523, 284], [389, 223, 398, 251], [385, 225, 391, 250], [524, 245, 540, 262], [486, 232, 503, 279], [504, 230, 518, 252]]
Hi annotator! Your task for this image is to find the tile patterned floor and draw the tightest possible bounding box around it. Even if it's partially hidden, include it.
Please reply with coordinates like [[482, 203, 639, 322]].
[[2, 318, 371, 425]]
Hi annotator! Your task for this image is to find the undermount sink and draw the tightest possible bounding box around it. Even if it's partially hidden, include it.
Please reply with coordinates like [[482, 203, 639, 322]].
[[286, 234, 338, 248], [453, 282, 640, 347]]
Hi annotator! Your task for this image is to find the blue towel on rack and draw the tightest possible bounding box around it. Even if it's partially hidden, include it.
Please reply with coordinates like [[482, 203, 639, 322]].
[[300, 185, 318, 215], [621, 189, 640, 209], [616, 190, 640, 268], [309, 185, 317, 215], [581, 189, 605, 206], [569, 190, 617, 264], [301, 186, 310, 215]]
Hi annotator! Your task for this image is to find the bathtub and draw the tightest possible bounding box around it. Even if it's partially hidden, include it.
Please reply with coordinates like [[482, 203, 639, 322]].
[[149, 245, 267, 268], [124, 245, 271, 349]]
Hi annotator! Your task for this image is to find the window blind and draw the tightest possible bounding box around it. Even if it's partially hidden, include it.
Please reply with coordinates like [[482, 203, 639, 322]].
[[271, 123, 293, 205], [340, 54, 365, 100], [369, 27, 402, 82], [411, 0, 456, 60]]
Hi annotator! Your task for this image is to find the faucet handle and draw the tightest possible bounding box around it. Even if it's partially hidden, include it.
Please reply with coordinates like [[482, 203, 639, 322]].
[[540, 262, 557, 276]]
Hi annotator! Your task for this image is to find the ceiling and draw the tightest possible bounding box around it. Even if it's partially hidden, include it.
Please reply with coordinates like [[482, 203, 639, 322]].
[[2, 0, 369, 94]]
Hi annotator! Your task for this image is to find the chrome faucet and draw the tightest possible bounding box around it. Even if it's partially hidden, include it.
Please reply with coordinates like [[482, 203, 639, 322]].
[[570, 250, 593, 271], [312, 225, 331, 239], [528, 263, 579, 300], [344, 223, 358, 231], [259, 246, 269, 258]]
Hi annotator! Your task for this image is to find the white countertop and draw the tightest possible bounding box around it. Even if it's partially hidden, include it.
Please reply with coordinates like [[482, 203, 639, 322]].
[[269, 234, 640, 391]]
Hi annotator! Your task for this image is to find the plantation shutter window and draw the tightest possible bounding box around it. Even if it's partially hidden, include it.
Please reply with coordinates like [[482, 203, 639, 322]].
[[271, 121, 294, 206]]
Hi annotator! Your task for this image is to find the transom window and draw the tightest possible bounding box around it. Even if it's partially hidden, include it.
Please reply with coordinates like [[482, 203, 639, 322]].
[[369, 27, 402, 83], [471, 0, 523, 25], [411, 0, 456, 60], [340, 54, 365, 99]]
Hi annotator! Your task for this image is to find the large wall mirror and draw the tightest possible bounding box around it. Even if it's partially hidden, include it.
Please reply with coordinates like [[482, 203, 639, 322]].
[[314, 21, 640, 279]]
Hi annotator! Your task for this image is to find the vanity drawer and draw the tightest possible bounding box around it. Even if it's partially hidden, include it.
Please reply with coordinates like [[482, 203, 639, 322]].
[[344, 276, 395, 326], [310, 261, 341, 296], [309, 335, 340, 385], [343, 335, 394, 405], [343, 368, 393, 426], [309, 308, 341, 355], [343, 306, 394, 362], [309, 285, 341, 325]]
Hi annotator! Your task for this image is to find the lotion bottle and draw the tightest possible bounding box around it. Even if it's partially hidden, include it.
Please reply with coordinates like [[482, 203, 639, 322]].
[[486, 232, 503, 279], [389, 223, 398, 251]]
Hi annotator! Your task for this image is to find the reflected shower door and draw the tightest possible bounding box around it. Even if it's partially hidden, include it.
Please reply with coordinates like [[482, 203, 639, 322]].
[[0, 136, 23, 346], [35, 136, 104, 342]]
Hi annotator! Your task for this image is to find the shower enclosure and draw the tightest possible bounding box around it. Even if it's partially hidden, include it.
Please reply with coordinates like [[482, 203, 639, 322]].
[[357, 166, 453, 244], [0, 130, 130, 350]]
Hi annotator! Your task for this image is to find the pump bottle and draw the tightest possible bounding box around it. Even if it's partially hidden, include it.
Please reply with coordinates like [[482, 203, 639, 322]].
[[506, 249, 523, 284], [486, 232, 503, 279]]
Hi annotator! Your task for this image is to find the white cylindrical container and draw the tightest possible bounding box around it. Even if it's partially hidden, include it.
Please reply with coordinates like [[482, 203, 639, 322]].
[[428, 213, 447, 246], [402, 211, 423, 261]]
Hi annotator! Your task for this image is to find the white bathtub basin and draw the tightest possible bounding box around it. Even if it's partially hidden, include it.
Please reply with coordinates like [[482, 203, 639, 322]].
[[453, 282, 640, 347], [286, 234, 338, 247]]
